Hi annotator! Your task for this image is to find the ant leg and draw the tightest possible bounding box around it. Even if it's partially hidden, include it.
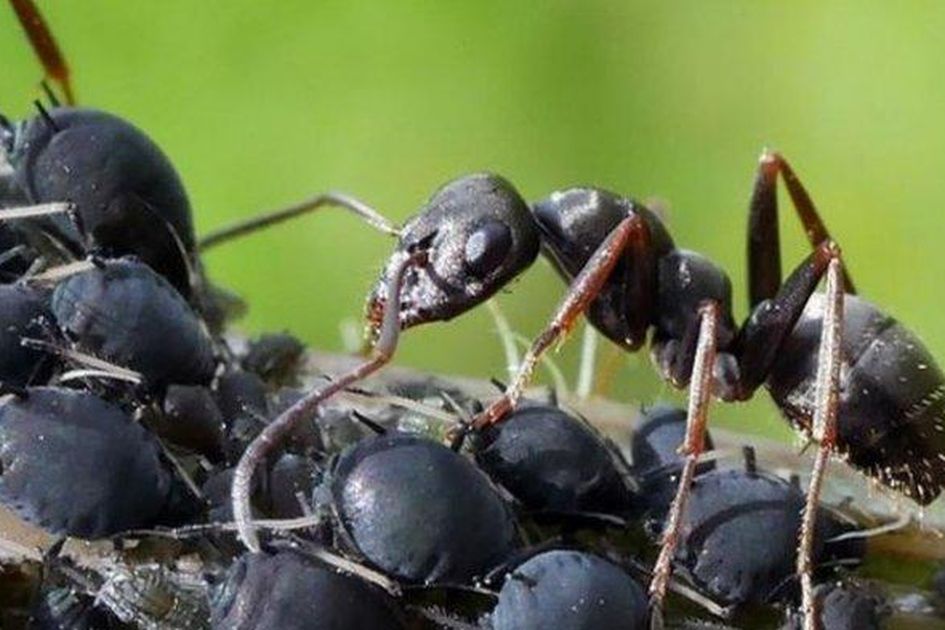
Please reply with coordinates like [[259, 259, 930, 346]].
[[198, 192, 399, 251], [732, 241, 841, 399], [470, 213, 653, 429], [748, 150, 854, 307], [798, 257, 844, 630], [647, 302, 719, 618], [9, 0, 75, 105], [231, 249, 427, 552]]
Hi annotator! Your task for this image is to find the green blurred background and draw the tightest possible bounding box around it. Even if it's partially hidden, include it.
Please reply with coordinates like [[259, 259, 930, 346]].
[[3, 1, 944, 441]]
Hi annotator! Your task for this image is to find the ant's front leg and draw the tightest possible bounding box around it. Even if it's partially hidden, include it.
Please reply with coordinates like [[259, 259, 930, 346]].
[[231, 249, 427, 552], [470, 212, 655, 429]]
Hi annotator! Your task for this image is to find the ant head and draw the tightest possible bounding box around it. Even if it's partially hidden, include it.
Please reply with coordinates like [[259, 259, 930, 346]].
[[366, 173, 540, 335]]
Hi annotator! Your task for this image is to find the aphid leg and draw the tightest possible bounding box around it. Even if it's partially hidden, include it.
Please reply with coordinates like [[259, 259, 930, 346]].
[[9, 0, 75, 105], [198, 191, 399, 251], [0, 202, 73, 222], [471, 213, 652, 429], [748, 150, 855, 307], [798, 256, 845, 630], [231, 249, 427, 552], [647, 301, 719, 619]]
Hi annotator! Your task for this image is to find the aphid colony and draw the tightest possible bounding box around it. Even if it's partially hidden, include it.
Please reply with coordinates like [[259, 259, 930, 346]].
[[2, 1, 945, 628]]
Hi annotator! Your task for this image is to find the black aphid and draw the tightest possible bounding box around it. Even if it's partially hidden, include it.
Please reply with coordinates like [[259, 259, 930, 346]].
[[50, 257, 216, 387], [474, 402, 634, 515], [0, 387, 195, 537], [490, 549, 647, 630], [0, 283, 51, 387], [329, 432, 519, 584], [211, 551, 405, 630], [651, 465, 862, 608]]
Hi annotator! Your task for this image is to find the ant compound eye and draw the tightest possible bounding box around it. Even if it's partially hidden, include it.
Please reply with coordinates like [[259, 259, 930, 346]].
[[464, 220, 512, 277]]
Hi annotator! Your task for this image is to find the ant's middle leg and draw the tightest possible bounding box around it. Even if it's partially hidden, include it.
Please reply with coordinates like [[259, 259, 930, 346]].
[[470, 212, 655, 429], [647, 301, 720, 618], [748, 150, 855, 307]]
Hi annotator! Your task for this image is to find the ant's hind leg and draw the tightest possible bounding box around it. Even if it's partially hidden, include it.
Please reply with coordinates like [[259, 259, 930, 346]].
[[747, 150, 855, 307], [647, 301, 720, 621], [470, 212, 654, 429], [231, 249, 427, 552], [797, 256, 845, 630], [198, 192, 400, 251]]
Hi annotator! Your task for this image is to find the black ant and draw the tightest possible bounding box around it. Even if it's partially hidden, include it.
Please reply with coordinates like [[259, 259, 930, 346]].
[[225, 161, 945, 629]]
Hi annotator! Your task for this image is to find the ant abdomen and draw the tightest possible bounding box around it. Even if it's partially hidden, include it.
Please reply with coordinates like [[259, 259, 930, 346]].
[[768, 293, 945, 504]]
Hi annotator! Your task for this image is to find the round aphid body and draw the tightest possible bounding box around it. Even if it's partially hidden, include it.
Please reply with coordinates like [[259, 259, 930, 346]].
[[51, 258, 215, 387], [781, 582, 885, 630], [657, 467, 859, 607], [331, 432, 519, 584], [211, 551, 405, 630], [368, 173, 540, 332], [0, 284, 51, 387], [767, 293, 945, 505], [0, 387, 186, 537], [474, 403, 634, 515], [9, 107, 194, 293], [491, 549, 647, 630], [629, 405, 715, 513], [156, 384, 226, 461]]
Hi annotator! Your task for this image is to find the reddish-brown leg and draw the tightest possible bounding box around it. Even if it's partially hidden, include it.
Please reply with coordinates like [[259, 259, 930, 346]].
[[10, 0, 75, 104], [647, 301, 719, 619], [470, 213, 652, 429], [798, 256, 845, 630], [232, 250, 425, 552]]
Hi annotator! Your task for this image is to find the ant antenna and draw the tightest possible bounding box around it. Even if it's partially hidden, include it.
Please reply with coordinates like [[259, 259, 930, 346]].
[[33, 99, 59, 132], [40, 80, 61, 107], [198, 191, 400, 251]]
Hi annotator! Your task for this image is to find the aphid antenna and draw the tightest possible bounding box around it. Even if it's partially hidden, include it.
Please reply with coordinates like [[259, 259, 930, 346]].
[[21, 337, 144, 384], [826, 512, 912, 544], [0, 244, 27, 268], [0, 201, 73, 222], [742, 444, 757, 475], [283, 535, 404, 596], [57, 368, 143, 385], [198, 191, 401, 251], [438, 390, 473, 428], [33, 99, 59, 131], [155, 437, 204, 500], [39, 79, 60, 107], [350, 410, 387, 435], [624, 556, 731, 620], [24, 258, 96, 285], [485, 298, 522, 380]]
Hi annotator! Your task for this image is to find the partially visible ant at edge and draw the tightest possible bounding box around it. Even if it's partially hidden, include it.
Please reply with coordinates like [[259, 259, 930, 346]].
[[5, 3, 944, 630]]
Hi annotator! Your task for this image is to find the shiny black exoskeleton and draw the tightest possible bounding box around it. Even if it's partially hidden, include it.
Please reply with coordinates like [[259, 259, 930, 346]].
[[50, 257, 216, 387], [369, 160, 945, 505], [490, 549, 648, 630], [1, 106, 196, 295], [647, 461, 862, 608], [0, 386, 196, 538], [211, 551, 406, 630], [327, 431, 520, 584], [474, 402, 635, 516]]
